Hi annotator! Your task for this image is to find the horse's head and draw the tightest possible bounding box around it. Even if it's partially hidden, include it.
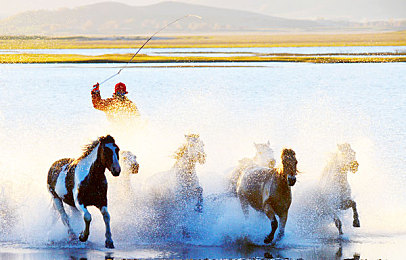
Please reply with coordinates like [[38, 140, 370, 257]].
[[254, 141, 276, 168], [99, 135, 121, 177], [337, 143, 359, 174], [120, 150, 139, 175], [175, 134, 206, 165], [281, 148, 298, 186]]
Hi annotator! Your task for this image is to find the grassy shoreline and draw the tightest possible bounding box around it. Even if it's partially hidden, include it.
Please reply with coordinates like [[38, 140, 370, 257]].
[[1, 32, 405, 63], [1, 53, 405, 63], [1, 32, 406, 49]]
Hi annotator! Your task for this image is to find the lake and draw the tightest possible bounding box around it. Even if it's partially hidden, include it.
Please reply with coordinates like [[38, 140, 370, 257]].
[[0, 57, 405, 259]]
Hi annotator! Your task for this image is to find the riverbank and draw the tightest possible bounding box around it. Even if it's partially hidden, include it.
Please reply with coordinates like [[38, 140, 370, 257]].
[[1, 32, 406, 49], [1, 53, 405, 64]]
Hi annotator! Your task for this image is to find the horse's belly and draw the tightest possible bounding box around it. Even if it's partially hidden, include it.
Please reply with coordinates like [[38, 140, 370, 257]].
[[55, 168, 68, 199]]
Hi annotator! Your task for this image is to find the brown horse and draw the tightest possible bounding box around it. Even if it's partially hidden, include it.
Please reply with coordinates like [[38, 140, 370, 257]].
[[228, 141, 276, 196], [319, 143, 360, 235], [236, 149, 298, 244]]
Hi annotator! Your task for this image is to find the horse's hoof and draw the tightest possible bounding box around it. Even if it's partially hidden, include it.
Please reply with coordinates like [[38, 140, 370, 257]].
[[353, 219, 360, 227], [195, 204, 203, 213], [79, 232, 88, 242], [105, 240, 115, 249]]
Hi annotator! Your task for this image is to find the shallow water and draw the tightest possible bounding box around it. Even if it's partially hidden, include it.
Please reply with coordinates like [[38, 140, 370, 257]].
[[0, 60, 405, 259]]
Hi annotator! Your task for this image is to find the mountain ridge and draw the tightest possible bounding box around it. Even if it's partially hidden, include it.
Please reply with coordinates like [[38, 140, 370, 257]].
[[0, 1, 404, 35]]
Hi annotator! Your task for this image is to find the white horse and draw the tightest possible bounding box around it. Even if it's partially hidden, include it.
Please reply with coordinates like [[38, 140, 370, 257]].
[[143, 134, 206, 237], [117, 150, 139, 193], [228, 141, 276, 195], [319, 143, 360, 235]]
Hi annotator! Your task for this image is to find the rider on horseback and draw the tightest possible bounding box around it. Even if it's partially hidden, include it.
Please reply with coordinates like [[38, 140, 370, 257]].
[[91, 82, 140, 123]]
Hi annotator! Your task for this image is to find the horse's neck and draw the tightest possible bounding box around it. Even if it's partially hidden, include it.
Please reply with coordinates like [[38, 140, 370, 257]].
[[79, 147, 106, 182], [321, 157, 349, 186], [275, 168, 290, 188], [174, 156, 196, 173], [253, 154, 265, 166]]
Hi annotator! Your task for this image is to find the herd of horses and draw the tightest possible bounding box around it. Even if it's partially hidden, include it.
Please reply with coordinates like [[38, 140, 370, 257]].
[[46, 134, 360, 248]]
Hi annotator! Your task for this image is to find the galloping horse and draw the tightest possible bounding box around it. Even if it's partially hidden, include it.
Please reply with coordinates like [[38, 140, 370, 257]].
[[236, 149, 298, 244], [171, 134, 206, 212], [228, 141, 276, 196], [146, 134, 206, 212], [319, 143, 360, 235], [47, 135, 121, 248]]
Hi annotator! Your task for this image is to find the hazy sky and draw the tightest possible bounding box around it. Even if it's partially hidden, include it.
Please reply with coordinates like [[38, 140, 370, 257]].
[[1, 0, 405, 20]]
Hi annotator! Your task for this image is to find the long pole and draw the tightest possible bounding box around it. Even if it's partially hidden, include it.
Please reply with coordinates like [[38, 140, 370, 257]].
[[99, 14, 202, 85]]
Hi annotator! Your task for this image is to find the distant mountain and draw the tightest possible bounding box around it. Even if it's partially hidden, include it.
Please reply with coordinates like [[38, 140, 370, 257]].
[[0, 1, 404, 35]]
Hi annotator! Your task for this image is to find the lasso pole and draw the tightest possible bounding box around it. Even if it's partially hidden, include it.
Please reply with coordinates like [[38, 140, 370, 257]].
[[99, 14, 202, 85]]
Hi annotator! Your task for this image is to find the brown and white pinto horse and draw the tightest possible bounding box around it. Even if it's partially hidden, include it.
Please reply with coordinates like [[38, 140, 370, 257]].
[[319, 143, 360, 235], [47, 135, 121, 248], [236, 149, 298, 244]]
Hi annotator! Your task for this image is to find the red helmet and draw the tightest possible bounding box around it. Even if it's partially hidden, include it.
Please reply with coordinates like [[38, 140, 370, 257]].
[[114, 82, 128, 94]]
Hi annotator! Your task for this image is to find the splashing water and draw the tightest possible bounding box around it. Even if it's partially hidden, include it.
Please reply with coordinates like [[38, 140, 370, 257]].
[[0, 62, 405, 258]]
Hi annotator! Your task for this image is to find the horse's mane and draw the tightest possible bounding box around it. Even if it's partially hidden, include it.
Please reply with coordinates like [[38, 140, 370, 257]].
[[75, 135, 115, 162], [275, 148, 299, 175], [173, 144, 187, 160], [173, 134, 200, 160]]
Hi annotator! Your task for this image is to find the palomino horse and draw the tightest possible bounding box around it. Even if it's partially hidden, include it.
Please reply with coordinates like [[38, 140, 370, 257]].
[[47, 135, 121, 248], [319, 143, 360, 235], [228, 141, 276, 195], [236, 149, 298, 244]]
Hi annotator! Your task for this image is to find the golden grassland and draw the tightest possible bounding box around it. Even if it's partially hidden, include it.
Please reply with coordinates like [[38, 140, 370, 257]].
[[0, 32, 405, 63], [1, 53, 405, 64], [1, 31, 406, 49]]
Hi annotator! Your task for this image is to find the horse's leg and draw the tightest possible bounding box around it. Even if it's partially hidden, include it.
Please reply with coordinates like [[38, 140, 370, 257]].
[[238, 195, 250, 218], [340, 199, 360, 227], [52, 198, 77, 241], [263, 204, 277, 244], [100, 206, 114, 248], [77, 204, 91, 242], [195, 186, 203, 213], [275, 213, 288, 241], [334, 214, 343, 235]]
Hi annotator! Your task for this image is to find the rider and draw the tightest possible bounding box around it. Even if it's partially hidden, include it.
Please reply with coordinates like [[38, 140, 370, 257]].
[[91, 82, 140, 123]]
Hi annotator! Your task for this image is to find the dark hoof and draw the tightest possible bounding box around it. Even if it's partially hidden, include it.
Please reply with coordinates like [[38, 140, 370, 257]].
[[105, 240, 115, 249], [264, 235, 274, 244], [353, 218, 360, 227], [79, 232, 88, 242], [195, 204, 203, 213]]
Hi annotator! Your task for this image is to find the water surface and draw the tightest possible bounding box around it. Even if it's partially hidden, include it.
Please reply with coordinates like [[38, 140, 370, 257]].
[[0, 60, 405, 259]]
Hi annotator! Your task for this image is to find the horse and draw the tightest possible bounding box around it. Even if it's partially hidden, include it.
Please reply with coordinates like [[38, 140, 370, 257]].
[[170, 133, 206, 213], [319, 143, 360, 235], [142, 134, 206, 238], [47, 135, 121, 248], [236, 148, 298, 244], [120, 150, 139, 176], [228, 141, 276, 196]]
